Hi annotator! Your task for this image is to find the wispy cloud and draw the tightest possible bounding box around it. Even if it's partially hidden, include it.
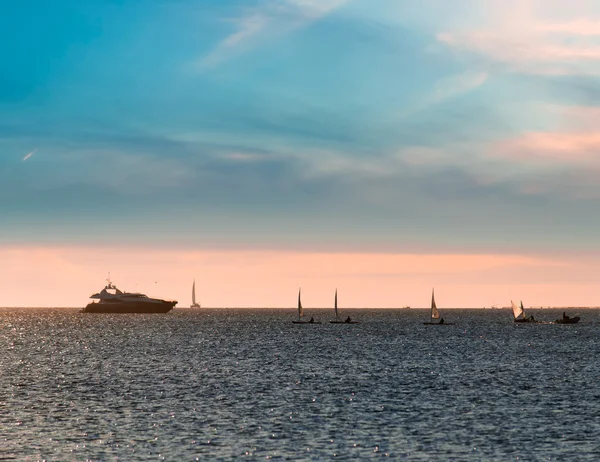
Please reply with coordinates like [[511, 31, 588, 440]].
[[196, 0, 349, 69], [438, 31, 600, 75], [436, 1, 600, 76], [198, 14, 269, 69], [493, 132, 600, 164], [535, 19, 600, 36], [430, 70, 488, 102], [488, 104, 600, 166], [221, 152, 269, 162], [22, 149, 37, 161]]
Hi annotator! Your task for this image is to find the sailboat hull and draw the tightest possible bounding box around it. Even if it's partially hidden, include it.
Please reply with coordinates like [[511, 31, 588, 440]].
[[330, 321, 359, 324], [423, 322, 454, 325], [292, 321, 322, 324]]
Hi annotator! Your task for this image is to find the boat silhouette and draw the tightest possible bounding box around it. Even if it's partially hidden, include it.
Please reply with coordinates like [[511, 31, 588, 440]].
[[82, 278, 177, 313], [292, 288, 321, 324], [190, 279, 201, 308], [423, 288, 454, 325], [330, 289, 359, 324]]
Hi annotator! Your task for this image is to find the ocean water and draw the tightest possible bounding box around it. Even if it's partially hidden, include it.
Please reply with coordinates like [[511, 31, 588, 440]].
[[1, 307, 600, 461]]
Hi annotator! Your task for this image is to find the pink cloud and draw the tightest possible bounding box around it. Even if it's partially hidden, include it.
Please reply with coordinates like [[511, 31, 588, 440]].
[[486, 105, 600, 168], [436, 0, 600, 76], [438, 31, 600, 75], [495, 132, 600, 162], [536, 19, 600, 36], [1, 245, 596, 308]]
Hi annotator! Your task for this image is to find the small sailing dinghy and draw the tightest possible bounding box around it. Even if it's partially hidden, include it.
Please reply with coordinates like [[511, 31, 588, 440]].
[[423, 288, 454, 325], [190, 279, 201, 308], [292, 288, 321, 324], [512, 300, 537, 323], [330, 289, 359, 324]]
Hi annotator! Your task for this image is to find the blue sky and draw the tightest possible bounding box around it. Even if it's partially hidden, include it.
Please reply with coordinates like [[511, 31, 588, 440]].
[[2, 0, 600, 253]]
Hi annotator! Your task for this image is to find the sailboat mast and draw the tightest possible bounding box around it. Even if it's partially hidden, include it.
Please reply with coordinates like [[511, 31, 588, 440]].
[[335, 289, 338, 319]]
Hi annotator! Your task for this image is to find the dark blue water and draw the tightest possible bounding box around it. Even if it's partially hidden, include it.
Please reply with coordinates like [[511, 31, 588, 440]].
[[1, 308, 599, 460]]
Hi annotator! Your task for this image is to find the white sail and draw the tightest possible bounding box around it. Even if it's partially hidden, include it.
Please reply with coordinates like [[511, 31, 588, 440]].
[[431, 288, 440, 319], [190, 279, 200, 308], [298, 288, 304, 319], [512, 300, 524, 319], [334, 289, 338, 319]]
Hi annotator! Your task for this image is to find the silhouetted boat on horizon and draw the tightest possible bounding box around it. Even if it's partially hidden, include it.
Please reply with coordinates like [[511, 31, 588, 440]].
[[330, 289, 359, 324], [555, 311, 580, 324], [292, 288, 321, 324], [512, 300, 537, 323], [190, 279, 201, 308], [81, 279, 177, 313], [423, 288, 454, 325]]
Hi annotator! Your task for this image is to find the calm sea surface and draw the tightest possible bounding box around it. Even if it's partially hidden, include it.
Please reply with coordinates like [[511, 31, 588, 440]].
[[2, 308, 600, 461]]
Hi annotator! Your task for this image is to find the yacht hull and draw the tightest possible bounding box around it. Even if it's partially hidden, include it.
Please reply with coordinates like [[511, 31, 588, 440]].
[[82, 301, 176, 313]]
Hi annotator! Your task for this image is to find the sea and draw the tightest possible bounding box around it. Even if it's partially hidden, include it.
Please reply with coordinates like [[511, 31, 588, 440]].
[[2, 307, 600, 461]]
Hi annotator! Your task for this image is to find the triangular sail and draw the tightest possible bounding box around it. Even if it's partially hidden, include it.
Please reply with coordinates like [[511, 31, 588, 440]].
[[334, 289, 338, 319], [512, 300, 524, 319], [431, 288, 440, 319], [192, 280, 196, 305], [298, 288, 304, 319]]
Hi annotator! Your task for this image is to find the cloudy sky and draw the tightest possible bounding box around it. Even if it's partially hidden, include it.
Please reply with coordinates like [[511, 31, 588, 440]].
[[2, 0, 600, 308]]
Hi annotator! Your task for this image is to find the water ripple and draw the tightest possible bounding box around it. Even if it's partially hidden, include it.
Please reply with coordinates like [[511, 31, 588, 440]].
[[1, 308, 599, 460]]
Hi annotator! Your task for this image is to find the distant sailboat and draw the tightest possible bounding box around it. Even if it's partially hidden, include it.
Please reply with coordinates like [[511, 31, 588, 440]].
[[512, 300, 535, 323], [330, 289, 359, 324], [190, 280, 201, 308], [423, 288, 453, 325], [334, 289, 338, 319], [292, 288, 320, 324]]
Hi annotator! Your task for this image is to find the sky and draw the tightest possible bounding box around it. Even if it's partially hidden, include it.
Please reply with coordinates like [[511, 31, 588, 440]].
[[2, 0, 600, 308]]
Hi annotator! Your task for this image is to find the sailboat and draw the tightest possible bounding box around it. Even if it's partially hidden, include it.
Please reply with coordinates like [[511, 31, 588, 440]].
[[292, 288, 321, 324], [423, 288, 453, 325], [330, 289, 359, 324], [512, 300, 536, 323], [190, 280, 201, 308]]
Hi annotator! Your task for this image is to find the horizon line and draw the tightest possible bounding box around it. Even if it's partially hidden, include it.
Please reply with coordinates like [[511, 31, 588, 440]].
[[3, 306, 599, 310]]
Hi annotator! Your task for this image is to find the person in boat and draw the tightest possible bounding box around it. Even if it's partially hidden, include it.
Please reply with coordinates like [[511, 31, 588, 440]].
[[529, 315, 535, 322], [563, 312, 570, 321], [309, 317, 314, 323], [439, 318, 445, 324], [345, 316, 351, 323]]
